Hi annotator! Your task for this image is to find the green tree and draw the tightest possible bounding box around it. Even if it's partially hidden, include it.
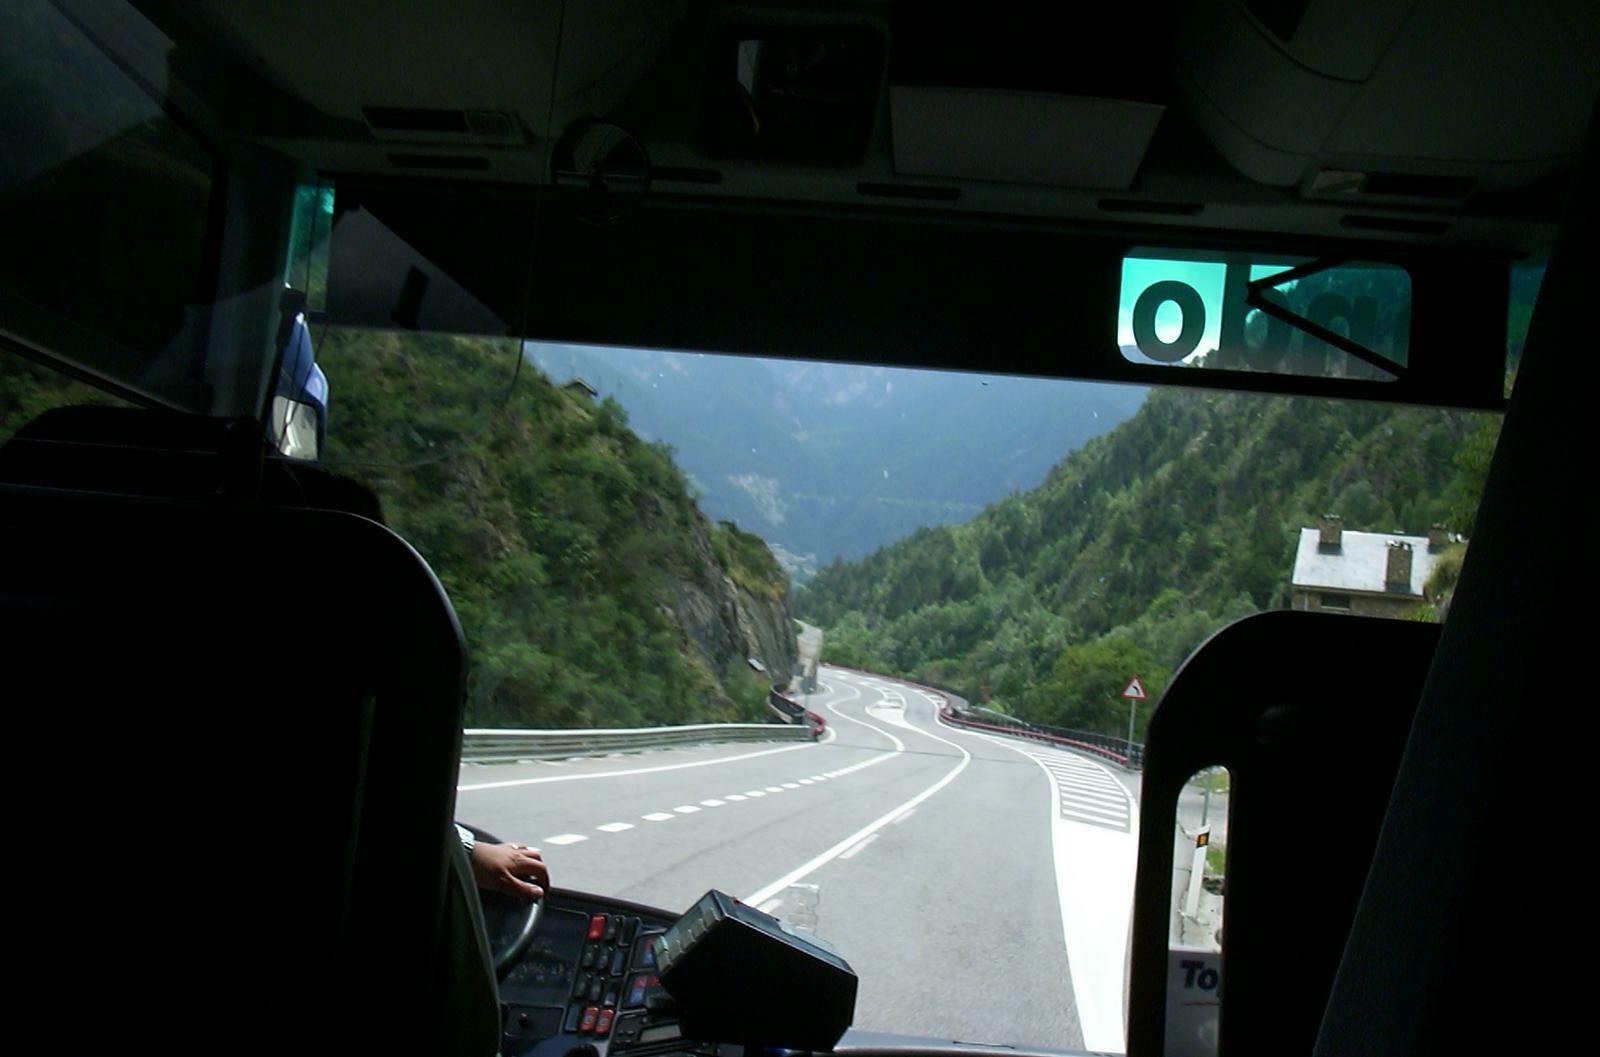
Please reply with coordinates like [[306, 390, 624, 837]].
[[1037, 636, 1169, 738]]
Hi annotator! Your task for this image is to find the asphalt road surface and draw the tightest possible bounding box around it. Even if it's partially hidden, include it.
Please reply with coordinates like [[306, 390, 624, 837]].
[[458, 666, 1141, 1052]]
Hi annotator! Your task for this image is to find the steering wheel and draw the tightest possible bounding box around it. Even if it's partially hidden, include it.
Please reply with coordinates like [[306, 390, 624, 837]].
[[466, 828, 544, 977], [481, 889, 543, 977]]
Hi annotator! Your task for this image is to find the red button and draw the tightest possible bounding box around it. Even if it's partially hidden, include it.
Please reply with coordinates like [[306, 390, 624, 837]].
[[587, 915, 607, 941], [595, 1009, 615, 1036], [579, 1006, 599, 1033]]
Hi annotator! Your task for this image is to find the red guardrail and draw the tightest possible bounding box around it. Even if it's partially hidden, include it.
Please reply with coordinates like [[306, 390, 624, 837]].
[[769, 684, 826, 739]]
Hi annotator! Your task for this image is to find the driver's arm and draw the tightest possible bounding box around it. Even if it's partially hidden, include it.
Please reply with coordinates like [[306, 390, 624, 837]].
[[456, 824, 550, 901]]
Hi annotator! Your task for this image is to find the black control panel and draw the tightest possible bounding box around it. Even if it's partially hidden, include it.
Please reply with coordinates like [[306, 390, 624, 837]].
[[498, 892, 727, 1057]]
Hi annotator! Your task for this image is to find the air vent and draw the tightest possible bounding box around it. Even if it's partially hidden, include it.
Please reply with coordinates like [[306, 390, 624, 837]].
[[653, 166, 723, 185], [365, 106, 467, 133], [1360, 173, 1475, 199], [388, 153, 491, 172], [463, 111, 514, 138], [1098, 198, 1203, 216], [857, 182, 960, 202], [1308, 169, 1476, 203], [1340, 215, 1451, 236], [363, 106, 523, 144]]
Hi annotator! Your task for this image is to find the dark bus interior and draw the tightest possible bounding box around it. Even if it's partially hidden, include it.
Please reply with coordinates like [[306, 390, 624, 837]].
[[4, 2, 1595, 1055]]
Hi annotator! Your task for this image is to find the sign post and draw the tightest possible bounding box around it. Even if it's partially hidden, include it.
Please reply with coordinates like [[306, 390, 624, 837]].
[[1120, 674, 1147, 759], [1183, 825, 1211, 919]]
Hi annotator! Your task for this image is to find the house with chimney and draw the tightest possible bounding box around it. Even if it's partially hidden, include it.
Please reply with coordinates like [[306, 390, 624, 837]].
[[1290, 516, 1449, 619]]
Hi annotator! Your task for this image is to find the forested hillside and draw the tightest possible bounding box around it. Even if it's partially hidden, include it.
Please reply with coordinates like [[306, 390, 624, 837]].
[[316, 329, 797, 729], [526, 341, 1144, 575], [797, 388, 1498, 739], [1, 334, 798, 730]]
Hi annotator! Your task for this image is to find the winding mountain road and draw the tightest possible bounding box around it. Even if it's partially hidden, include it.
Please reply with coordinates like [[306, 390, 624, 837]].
[[458, 666, 1141, 1052]]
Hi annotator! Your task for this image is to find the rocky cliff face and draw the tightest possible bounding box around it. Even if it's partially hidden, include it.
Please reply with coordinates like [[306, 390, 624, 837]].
[[671, 511, 798, 706]]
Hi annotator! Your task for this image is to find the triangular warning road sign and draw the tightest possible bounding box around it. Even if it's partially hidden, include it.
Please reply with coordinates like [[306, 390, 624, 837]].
[[1121, 676, 1147, 700]]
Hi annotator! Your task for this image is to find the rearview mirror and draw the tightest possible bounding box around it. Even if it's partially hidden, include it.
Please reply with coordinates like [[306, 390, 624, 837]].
[[269, 394, 324, 461]]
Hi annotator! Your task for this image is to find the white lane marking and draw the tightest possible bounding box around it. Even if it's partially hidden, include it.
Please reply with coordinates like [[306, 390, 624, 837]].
[[782, 782, 800, 789], [1062, 807, 1128, 825], [544, 833, 587, 845], [673, 805, 700, 814], [641, 812, 675, 822], [596, 822, 634, 833], [458, 740, 817, 791], [1029, 749, 1139, 822], [1055, 774, 1128, 796], [1060, 792, 1131, 813], [758, 898, 783, 914], [745, 790, 766, 798], [725, 794, 747, 801], [1058, 785, 1130, 803], [892, 808, 916, 824], [936, 714, 1137, 1052], [700, 799, 725, 807], [798, 779, 815, 785], [824, 679, 908, 754], [765, 786, 784, 793], [744, 726, 973, 907], [1058, 804, 1130, 828], [838, 833, 879, 860], [811, 775, 828, 782], [832, 754, 895, 779]]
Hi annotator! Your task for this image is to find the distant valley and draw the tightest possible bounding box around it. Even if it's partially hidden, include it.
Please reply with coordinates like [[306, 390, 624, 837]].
[[524, 342, 1146, 577]]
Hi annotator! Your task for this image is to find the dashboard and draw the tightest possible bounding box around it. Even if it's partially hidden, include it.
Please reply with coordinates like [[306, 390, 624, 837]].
[[491, 891, 718, 1057], [487, 890, 1079, 1057]]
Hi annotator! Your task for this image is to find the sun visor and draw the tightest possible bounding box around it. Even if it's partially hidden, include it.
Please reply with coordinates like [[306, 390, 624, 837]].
[[322, 183, 536, 336], [891, 87, 1165, 190]]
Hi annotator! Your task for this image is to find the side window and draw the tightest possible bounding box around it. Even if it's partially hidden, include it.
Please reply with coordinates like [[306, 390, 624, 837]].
[[0, 354, 130, 448], [0, 0, 217, 408]]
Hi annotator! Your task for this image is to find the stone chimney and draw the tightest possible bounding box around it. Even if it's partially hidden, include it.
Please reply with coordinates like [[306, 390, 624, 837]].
[[1428, 524, 1448, 551], [1318, 515, 1344, 549], [1386, 540, 1414, 590]]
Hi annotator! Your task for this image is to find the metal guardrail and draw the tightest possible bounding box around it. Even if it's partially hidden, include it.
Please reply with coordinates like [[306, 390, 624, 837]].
[[939, 709, 1143, 769], [964, 705, 1143, 766], [768, 684, 828, 738], [462, 722, 812, 762], [823, 666, 1143, 767]]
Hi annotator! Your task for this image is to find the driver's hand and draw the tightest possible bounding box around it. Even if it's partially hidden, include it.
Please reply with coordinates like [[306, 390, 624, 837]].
[[469, 841, 549, 902]]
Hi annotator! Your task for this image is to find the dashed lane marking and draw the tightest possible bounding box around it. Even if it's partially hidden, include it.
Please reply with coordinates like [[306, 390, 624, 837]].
[[838, 833, 878, 860], [458, 740, 818, 792]]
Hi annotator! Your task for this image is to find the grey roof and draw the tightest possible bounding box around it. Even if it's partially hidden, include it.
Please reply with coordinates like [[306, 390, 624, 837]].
[[1291, 528, 1438, 598]]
